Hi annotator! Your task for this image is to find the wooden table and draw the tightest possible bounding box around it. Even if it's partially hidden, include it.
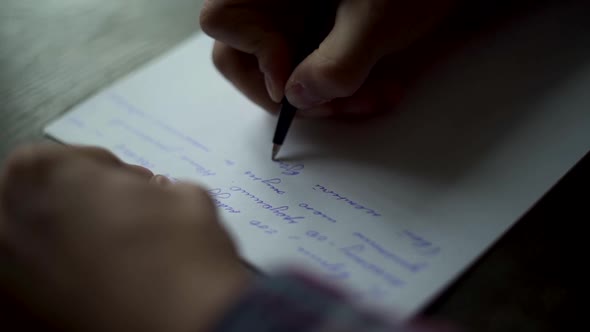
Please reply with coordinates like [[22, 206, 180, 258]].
[[1, 1, 587, 331]]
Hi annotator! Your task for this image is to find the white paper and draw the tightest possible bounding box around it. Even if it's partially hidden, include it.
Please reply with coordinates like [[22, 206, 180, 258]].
[[45, 4, 590, 320]]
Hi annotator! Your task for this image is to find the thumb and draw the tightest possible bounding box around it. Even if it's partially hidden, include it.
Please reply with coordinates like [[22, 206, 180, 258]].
[[285, 0, 455, 110], [285, 0, 391, 109]]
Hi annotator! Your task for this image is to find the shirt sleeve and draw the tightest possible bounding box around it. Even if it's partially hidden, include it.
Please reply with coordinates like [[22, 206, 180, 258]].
[[212, 270, 457, 332]]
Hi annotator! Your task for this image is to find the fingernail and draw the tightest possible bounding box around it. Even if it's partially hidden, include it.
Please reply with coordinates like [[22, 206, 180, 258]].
[[286, 83, 329, 109], [264, 74, 283, 103], [151, 175, 171, 186]]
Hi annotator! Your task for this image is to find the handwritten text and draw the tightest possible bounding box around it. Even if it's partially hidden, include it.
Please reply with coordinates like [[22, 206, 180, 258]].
[[341, 245, 405, 287], [244, 171, 285, 195], [297, 247, 349, 280], [180, 156, 216, 177], [109, 93, 210, 153], [249, 220, 278, 235], [109, 118, 177, 152], [229, 186, 304, 224], [313, 184, 381, 217], [399, 230, 441, 256], [354, 232, 427, 273], [276, 161, 304, 176], [208, 189, 241, 214], [299, 203, 338, 223]]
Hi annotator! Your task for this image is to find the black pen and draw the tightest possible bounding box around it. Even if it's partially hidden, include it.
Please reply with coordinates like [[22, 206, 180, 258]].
[[271, 51, 310, 161], [270, 2, 337, 161], [272, 97, 297, 160]]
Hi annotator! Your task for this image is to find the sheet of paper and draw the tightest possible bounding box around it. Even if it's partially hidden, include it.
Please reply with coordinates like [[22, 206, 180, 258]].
[[45, 5, 590, 320]]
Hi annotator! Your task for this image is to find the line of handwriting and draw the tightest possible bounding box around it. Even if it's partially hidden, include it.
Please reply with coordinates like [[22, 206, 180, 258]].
[[248, 220, 278, 235], [340, 244, 405, 287], [275, 161, 304, 176], [208, 189, 241, 214], [353, 232, 428, 273], [243, 171, 286, 195], [305, 230, 328, 242], [398, 230, 441, 256], [312, 184, 381, 217], [180, 156, 216, 177], [64, 116, 105, 139], [109, 118, 178, 152], [109, 93, 211, 153], [299, 203, 338, 223], [297, 247, 349, 280], [66, 116, 85, 129], [214, 187, 305, 224]]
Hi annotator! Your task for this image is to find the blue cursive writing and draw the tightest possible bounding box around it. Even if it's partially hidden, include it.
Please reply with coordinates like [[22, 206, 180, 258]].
[[109, 93, 210, 153], [341, 244, 405, 287], [208, 189, 241, 214], [312, 184, 381, 217], [399, 230, 441, 256], [249, 220, 278, 235], [299, 203, 338, 223], [297, 247, 349, 280], [244, 171, 285, 195], [229, 186, 304, 224], [180, 156, 216, 177], [276, 161, 304, 176], [353, 232, 427, 273], [109, 118, 177, 152]]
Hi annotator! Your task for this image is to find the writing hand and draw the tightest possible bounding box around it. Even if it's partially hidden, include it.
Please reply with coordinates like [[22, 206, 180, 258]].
[[200, 0, 458, 118]]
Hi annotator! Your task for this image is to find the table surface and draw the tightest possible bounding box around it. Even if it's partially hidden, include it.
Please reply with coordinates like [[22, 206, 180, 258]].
[[0, 1, 587, 331]]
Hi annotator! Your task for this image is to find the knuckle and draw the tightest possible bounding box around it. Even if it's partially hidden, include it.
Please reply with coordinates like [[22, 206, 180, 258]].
[[75, 145, 121, 166], [200, 2, 268, 55], [78, 145, 116, 158], [2, 144, 49, 179], [199, 1, 225, 37], [0, 143, 77, 198], [0, 145, 59, 220], [211, 43, 235, 77], [313, 52, 367, 98]]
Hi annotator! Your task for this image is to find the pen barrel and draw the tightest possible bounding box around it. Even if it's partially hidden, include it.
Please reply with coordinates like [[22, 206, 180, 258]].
[[272, 102, 298, 145]]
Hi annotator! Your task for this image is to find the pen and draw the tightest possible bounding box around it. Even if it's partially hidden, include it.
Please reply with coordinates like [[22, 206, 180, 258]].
[[272, 97, 297, 160], [270, 2, 337, 161], [271, 45, 313, 161]]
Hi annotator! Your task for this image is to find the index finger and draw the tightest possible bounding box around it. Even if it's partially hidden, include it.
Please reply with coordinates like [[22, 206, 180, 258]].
[[200, 0, 294, 101]]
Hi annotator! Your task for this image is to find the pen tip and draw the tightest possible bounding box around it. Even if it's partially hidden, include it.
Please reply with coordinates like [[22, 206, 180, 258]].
[[272, 144, 281, 161]]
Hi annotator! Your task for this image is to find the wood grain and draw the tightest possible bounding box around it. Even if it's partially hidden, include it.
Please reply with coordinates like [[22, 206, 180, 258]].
[[0, 0, 203, 159]]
